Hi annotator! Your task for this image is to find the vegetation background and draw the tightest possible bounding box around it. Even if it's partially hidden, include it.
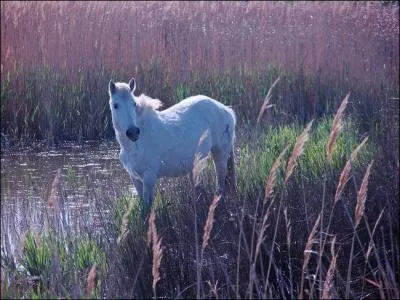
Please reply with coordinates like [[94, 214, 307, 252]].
[[1, 1, 398, 299]]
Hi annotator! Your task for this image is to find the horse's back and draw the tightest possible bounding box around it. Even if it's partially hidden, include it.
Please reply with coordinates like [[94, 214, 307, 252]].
[[162, 95, 235, 128]]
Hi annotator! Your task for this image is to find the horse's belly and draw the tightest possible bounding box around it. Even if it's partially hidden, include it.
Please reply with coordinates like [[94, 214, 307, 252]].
[[158, 157, 193, 178]]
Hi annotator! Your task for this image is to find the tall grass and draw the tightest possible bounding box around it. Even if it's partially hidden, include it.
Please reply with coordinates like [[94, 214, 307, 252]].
[[3, 114, 397, 299]]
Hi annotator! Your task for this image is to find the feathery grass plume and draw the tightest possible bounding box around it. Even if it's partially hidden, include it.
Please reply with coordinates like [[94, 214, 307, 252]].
[[192, 153, 209, 187], [48, 168, 61, 208], [334, 137, 368, 205], [285, 120, 314, 184], [300, 212, 321, 299], [256, 76, 280, 124], [117, 198, 136, 245], [202, 195, 222, 251], [354, 160, 374, 229], [322, 253, 337, 299], [86, 264, 97, 295], [147, 210, 163, 293], [193, 130, 210, 186], [302, 213, 321, 273], [327, 92, 350, 161], [265, 145, 289, 201]]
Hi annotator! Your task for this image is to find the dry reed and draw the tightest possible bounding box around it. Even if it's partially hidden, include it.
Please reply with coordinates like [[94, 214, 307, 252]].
[[299, 212, 321, 299], [202, 195, 222, 251], [86, 263, 97, 295], [327, 93, 350, 162], [366, 208, 385, 259], [285, 120, 314, 184], [334, 136, 368, 205], [354, 160, 374, 229]]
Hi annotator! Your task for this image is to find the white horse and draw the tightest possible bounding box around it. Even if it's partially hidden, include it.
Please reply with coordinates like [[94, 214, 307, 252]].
[[108, 77, 236, 213]]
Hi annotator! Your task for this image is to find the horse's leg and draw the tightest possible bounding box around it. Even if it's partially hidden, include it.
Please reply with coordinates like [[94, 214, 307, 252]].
[[211, 148, 228, 196], [131, 176, 143, 201], [142, 171, 157, 215]]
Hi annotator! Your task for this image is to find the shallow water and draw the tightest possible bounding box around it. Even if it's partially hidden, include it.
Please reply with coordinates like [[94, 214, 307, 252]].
[[1, 141, 135, 257]]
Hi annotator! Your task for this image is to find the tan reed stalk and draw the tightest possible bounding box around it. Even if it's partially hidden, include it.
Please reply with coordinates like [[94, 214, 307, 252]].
[[346, 160, 374, 298], [284, 207, 293, 296], [86, 264, 97, 295], [48, 168, 61, 209], [299, 212, 321, 299], [252, 147, 289, 292], [366, 208, 385, 259], [334, 136, 368, 205], [284, 119, 314, 184], [256, 76, 280, 124], [354, 160, 374, 229], [202, 195, 222, 251], [147, 210, 163, 294], [327, 92, 350, 162], [264, 145, 289, 201]]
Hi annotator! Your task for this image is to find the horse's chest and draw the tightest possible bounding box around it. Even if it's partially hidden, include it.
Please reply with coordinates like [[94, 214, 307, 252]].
[[119, 150, 144, 179]]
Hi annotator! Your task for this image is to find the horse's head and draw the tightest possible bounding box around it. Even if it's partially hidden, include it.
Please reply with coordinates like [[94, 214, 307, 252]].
[[109, 78, 141, 142]]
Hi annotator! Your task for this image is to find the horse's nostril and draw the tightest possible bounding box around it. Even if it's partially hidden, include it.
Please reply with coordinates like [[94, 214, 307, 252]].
[[126, 127, 140, 141]]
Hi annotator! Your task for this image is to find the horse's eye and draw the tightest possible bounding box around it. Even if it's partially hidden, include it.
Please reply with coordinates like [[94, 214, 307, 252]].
[[114, 103, 119, 109]]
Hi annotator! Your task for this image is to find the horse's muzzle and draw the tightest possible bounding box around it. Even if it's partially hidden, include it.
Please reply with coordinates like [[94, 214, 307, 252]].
[[126, 126, 140, 142]]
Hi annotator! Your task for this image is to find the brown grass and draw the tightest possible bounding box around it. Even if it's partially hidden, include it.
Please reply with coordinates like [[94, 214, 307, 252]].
[[327, 92, 350, 162], [285, 120, 314, 184], [1, 2, 398, 87]]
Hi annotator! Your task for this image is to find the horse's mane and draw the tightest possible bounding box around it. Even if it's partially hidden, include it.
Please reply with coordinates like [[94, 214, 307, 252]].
[[136, 94, 163, 111]]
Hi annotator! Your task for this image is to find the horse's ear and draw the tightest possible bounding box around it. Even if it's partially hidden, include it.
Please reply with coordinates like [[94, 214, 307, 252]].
[[129, 77, 136, 93], [109, 80, 116, 95]]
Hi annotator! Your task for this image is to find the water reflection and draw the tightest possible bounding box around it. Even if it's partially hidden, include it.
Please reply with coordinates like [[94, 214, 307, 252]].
[[1, 141, 135, 257]]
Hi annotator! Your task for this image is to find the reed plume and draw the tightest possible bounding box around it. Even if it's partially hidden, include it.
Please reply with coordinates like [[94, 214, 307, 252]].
[[117, 198, 136, 245], [327, 92, 350, 161], [256, 76, 280, 124], [86, 264, 97, 295], [334, 137, 368, 205], [48, 168, 61, 209], [285, 120, 314, 184], [264, 145, 289, 201], [147, 210, 163, 293], [354, 160, 374, 229], [322, 248, 337, 299], [202, 195, 222, 251]]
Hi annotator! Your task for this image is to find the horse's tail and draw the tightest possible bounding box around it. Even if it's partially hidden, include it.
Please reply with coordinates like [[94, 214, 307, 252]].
[[226, 148, 236, 194]]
